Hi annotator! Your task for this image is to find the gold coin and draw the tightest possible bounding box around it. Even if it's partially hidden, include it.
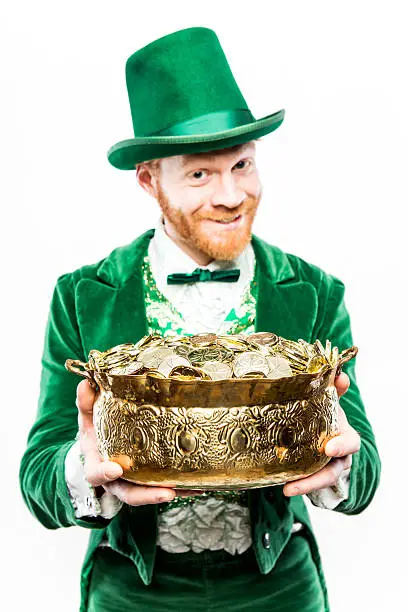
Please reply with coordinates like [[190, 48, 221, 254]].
[[314, 339, 326, 357], [270, 355, 305, 373], [169, 365, 211, 380], [217, 336, 251, 352], [241, 371, 267, 379], [307, 356, 327, 373], [164, 336, 190, 348], [146, 370, 167, 379], [133, 366, 151, 376], [330, 346, 339, 366], [133, 335, 151, 350], [157, 355, 191, 378], [170, 374, 199, 381], [126, 347, 142, 358], [190, 333, 218, 346], [138, 346, 174, 368], [249, 332, 279, 347], [201, 361, 233, 380], [188, 345, 233, 366], [174, 344, 193, 359], [273, 342, 309, 370], [297, 339, 316, 359], [137, 335, 163, 349], [109, 361, 144, 375], [104, 343, 134, 356], [266, 356, 293, 379], [102, 355, 129, 370], [233, 352, 270, 377]]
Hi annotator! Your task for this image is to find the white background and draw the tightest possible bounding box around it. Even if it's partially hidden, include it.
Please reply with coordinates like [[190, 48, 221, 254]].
[[1, 1, 407, 610]]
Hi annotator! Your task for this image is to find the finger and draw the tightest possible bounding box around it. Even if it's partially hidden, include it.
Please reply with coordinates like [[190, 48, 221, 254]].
[[84, 458, 124, 487], [175, 489, 205, 497], [74, 381, 125, 486], [283, 457, 349, 497], [79, 426, 100, 458], [343, 456, 353, 470], [325, 429, 361, 457], [334, 372, 350, 397], [336, 405, 349, 430], [103, 481, 176, 505], [75, 379, 104, 460], [76, 380, 97, 431]]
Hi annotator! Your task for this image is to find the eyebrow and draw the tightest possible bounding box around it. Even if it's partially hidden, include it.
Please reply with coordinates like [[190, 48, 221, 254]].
[[180, 145, 255, 168]]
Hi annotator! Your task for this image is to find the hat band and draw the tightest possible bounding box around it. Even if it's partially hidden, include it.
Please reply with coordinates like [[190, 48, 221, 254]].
[[150, 109, 254, 137]]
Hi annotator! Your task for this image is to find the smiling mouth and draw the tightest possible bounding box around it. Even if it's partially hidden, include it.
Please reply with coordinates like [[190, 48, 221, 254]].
[[213, 214, 242, 224]]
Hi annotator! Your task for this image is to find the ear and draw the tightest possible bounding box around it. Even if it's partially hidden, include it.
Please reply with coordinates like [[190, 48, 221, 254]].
[[136, 163, 159, 199]]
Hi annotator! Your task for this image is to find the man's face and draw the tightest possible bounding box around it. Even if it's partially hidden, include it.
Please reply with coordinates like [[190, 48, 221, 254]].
[[148, 141, 262, 261]]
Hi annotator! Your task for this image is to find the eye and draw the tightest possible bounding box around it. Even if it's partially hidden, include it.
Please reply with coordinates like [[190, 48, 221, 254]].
[[189, 169, 208, 180], [234, 159, 251, 171]]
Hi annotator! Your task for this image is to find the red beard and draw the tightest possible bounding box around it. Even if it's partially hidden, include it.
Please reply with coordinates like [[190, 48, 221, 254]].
[[156, 183, 261, 261]]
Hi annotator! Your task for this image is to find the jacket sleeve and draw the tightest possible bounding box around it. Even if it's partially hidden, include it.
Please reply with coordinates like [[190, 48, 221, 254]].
[[19, 272, 114, 530], [311, 273, 381, 515]]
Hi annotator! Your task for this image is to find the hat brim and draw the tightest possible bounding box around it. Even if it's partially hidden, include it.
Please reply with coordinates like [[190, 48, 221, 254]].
[[107, 109, 285, 170]]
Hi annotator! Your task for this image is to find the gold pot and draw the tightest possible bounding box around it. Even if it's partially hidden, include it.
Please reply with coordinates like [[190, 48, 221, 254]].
[[66, 337, 357, 490]]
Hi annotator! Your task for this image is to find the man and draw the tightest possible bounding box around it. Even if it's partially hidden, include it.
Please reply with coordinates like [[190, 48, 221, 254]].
[[19, 27, 380, 611]]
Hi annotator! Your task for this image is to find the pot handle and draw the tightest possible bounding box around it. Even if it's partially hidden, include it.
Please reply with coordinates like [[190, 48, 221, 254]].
[[336, 345, 358, 376], [65, 359, 97, 389]]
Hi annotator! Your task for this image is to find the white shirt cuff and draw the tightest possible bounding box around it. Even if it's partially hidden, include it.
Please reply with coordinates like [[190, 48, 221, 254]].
[[64, 439, 123, 520], [307, 466, 351, 510]]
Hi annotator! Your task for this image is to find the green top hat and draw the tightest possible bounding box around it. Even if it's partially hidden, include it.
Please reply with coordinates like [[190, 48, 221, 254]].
[[107, 27, 285, 170]]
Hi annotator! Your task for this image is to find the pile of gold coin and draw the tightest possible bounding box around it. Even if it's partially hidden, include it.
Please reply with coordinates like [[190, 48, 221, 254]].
[[86, 333, 339, 381]]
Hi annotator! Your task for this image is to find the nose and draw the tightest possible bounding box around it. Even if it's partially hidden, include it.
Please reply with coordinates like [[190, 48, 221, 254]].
[[210, 173, 244, 208]]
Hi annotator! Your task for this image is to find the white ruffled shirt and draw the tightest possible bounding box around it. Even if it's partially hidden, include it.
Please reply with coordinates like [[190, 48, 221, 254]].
[[65, 215, 350, 553]]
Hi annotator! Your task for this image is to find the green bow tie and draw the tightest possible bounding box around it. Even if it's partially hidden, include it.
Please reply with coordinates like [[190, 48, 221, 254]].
[[167, 268, 240, 284]]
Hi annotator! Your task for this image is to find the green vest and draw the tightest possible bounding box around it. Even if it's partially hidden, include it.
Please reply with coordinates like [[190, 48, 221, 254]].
[[19, 229, 381, 612]]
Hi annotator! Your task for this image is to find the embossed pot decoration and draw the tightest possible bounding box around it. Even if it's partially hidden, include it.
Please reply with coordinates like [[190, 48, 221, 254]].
[[66, 333, 357, 490]]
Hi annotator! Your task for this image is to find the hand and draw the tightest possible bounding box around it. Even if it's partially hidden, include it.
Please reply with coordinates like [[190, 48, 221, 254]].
[[76, 379, 179, 506], [283, 372, 361, 497]]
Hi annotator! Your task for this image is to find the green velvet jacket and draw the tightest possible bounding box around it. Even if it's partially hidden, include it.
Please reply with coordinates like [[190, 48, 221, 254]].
[[19, 229, 381, 612]]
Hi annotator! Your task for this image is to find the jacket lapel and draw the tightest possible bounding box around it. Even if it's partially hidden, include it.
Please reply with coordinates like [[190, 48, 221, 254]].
[[76, 230, 154, 354], [251, 236, 318, 342]]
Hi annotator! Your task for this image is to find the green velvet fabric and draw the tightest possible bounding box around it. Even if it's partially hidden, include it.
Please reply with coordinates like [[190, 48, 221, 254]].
[[126, 27, 250, 137], [19, 229, 381, 612], [107, 27, 285, 169], [87, 535, 325, 611]]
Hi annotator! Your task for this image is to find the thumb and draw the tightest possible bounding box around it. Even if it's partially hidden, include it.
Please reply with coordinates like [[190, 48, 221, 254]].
[[84, 456, 124, 487], [101, 460, 124, 482]]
